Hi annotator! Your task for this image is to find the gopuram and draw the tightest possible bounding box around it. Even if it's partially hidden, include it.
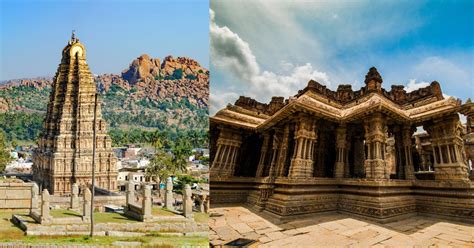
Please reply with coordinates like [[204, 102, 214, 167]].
[[210, 67, 474, 223], [32, 33, 118, 195]]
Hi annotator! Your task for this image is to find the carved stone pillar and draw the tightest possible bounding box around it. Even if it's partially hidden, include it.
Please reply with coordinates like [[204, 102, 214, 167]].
[[268, 129, 282, 177], [210, 127, 242, 178], [314, 134, 326, 177], [334, 124, 347, 178], [424, 115, 469, 180], [343, 128, 353, 178], [364, 113, 390, 179], [256, 133, 271, 177], [393, 126, 404, 178], [402, 125, 415, 180], [276, 124, 290, 177], [289, 116, 317, 178]]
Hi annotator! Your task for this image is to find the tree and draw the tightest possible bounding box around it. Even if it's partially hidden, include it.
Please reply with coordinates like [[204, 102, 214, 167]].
[[170, 137, 193, 173], [0, 131, 12, 173], [145, 136, 174, 197]]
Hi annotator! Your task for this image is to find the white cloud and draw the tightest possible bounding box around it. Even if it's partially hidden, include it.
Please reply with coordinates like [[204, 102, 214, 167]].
[[404, 79, 430, 93], [210, 8, 331, 111], [413, 56, 471, 89], [209, 89, 239, 115], [210, 9, 260, 81]]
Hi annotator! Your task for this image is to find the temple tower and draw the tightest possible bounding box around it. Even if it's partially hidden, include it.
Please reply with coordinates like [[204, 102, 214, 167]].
[[32, 33, 118, 195]]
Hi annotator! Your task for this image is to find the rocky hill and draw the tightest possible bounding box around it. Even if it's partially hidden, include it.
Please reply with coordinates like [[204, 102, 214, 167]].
[[0, 55, 209, 144]]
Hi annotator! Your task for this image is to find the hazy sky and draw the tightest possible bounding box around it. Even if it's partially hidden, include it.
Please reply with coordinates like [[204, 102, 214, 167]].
[[0, 0, 209, 80], [210, 0, 474, 114]]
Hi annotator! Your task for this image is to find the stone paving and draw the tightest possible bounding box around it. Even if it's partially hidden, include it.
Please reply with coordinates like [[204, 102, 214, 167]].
[[209, 206, 474, 247]]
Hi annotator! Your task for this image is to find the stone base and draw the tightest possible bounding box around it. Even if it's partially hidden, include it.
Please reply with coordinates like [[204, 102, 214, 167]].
[[211, 177, 474, 224], [289, 158, 314, 178], [13, 214, 207, 236], [434, 163, 469, 180]]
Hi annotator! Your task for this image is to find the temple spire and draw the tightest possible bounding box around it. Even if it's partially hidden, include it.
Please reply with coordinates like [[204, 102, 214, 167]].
[[365, 67, 383, 92], [69, 30, 78, 44]]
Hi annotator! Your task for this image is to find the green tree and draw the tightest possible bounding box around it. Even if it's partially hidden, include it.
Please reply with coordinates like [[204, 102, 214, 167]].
[[170, 137, 193, 173], [0, 131, 12, 173], [145, 136, 174, 197]]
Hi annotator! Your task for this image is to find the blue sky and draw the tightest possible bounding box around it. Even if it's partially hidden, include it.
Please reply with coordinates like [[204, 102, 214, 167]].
[[0, 0, 209, 80], [210, 1, 474, 115]]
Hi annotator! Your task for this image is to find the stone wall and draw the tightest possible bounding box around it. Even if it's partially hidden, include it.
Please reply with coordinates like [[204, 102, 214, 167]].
[[0, 181, 124, 211], [0, 181, 34, 210]]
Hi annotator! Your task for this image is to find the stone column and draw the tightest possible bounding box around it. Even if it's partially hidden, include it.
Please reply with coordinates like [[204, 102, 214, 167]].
[[40, 189, 52, 224], [364, 113, 389, 179], [210, 127, 242, 177], [69, 183, 79, 210], [142, 185, 152, 221], [164, 177, 174, 210], [268, 130, 282, 177], [276, 124, 290, 177], [82, 187, 92, 222], [256, 134, 271, 177], [314, 134, 326, 177], [289, 116, 318, 178], [424, 115, 469, 180], [198, 196, 205, 212], [334, 124, 347, 178], [30, 183, 39, 214], [202, 195, 209, 213], [126, 181, 135, 205], [183, 184, 193, 218], [402, 125, 415, 179]]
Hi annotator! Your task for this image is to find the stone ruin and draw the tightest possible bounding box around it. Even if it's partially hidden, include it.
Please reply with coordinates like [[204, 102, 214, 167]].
[[124, 183, 153, 222], [164, 177, 174, 210], [30, 187, 52, 224], [123, 180, 198, 222], [29, 182, 93, 225]]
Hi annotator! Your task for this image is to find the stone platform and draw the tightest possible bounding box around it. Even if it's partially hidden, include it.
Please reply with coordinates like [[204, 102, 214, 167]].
[[211, 177, 474, 224], [209, 206, 474, 247], [12, 212, 207, 237]]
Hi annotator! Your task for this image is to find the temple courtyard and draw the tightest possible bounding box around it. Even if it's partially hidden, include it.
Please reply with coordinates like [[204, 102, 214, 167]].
[[209, 206, 474, 247]]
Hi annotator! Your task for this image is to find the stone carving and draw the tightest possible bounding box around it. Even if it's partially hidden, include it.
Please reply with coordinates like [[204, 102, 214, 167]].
[[82, 187, 92, 222], [40, 189, 52, 224], [142, 185, 152, 222], [164, 177, 174, 210], [69, 183, 80, 210], [183, 184, 193, 218], [126, 181, 135, 206], [32, 33, 118, 195], [30, 183, 39, 214], [210, 66, 473, 223]]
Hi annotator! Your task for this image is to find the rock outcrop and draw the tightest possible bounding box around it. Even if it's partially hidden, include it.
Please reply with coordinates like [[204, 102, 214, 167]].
[[121, 54, 208, 85]]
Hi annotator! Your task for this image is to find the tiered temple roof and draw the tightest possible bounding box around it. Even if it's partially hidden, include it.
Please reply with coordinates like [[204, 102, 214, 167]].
[[212, 67, 465, 130], [32, 33, 118, 195]]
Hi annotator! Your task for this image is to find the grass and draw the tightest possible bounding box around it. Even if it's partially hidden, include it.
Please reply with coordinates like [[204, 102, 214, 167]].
[[50, 209, 140, 223], [50, 209, 81, 218], [1, 235, 208, 247], [193, 212, 209, 224], [0, 211, 25, 240], [152, 207, 177, 217]]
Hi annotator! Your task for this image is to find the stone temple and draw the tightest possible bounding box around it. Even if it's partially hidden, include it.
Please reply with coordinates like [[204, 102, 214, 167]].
[[210, 67, 474, 223], [32, 33, 118, 195]]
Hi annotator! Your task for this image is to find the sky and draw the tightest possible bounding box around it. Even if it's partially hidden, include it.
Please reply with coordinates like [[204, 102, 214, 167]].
[[0, 0, 209, 81], [210, 0, 474, 115]]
